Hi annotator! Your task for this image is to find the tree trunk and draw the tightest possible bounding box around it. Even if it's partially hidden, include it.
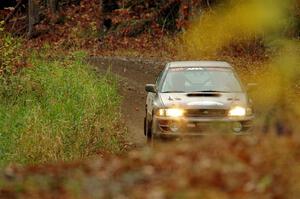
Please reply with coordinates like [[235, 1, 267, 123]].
[[99, 0, 112, 33], [99, 0, 103, 11], [28, 0, 39, 38], [177, 0, 188, 29], [99, 0, 104, 32], [48, 0, 59, 14]]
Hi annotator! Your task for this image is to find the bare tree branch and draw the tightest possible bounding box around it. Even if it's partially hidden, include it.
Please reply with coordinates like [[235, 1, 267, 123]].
[[4, 0, 26, 24]]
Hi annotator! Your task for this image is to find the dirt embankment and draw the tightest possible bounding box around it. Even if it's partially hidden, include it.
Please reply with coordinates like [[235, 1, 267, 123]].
[[88, 57, 166, 146]]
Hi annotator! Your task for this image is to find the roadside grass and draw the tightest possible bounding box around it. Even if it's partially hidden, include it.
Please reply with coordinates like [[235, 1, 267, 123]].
[[0, 51, 124, 166]]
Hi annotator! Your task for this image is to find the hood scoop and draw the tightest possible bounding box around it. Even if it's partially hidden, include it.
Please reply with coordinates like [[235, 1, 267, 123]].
[[168, 96, 182, 101], [187, 93, 221, 97]]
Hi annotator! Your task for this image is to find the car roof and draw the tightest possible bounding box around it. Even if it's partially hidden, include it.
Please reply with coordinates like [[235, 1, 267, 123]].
[[167, 61, 232, 68]]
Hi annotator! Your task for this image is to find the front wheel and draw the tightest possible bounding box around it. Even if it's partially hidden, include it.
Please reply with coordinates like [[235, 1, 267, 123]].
[[144, 115, 153, 143]]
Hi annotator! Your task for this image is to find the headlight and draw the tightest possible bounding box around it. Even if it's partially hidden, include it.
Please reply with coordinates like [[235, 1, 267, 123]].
[[166, 109, 184, 117], [228, 106, 246, 117], [157, 108, 184, 117]]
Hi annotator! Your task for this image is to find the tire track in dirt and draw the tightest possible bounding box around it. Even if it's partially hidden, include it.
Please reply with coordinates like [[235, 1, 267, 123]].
[[88, 57, 166, 147]]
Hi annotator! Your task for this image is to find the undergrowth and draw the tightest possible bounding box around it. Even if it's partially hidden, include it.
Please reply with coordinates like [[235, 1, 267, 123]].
[[0, 51, 123, 165]]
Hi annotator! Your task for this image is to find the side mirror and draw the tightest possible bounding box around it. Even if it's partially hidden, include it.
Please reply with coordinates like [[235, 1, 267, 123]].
[[246, 83, 258, 91], [145, 84, 156, 93]]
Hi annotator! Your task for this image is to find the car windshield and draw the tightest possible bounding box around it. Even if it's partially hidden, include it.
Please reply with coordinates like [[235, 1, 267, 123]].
[[161, 67, 243, 93]]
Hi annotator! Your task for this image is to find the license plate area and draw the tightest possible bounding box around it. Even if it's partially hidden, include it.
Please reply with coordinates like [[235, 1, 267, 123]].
[[186, 122, 230, 132]]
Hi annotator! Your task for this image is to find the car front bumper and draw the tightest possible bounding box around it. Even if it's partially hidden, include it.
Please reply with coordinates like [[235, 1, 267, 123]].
[[152, 115, 254, 138]]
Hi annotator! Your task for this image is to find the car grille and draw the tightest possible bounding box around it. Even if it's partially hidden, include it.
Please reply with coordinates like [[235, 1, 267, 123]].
[[184, 109, 227, 118]]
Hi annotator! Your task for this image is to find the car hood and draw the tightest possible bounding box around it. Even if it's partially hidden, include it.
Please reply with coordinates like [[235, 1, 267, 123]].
[[158, 92, 248, 109]]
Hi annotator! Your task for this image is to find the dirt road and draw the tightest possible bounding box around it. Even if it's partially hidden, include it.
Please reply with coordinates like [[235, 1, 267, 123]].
[[89, 57, 166, 146]]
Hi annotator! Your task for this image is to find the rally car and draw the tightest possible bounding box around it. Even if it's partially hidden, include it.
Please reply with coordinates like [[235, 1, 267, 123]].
[[144, 61, 254, 141]]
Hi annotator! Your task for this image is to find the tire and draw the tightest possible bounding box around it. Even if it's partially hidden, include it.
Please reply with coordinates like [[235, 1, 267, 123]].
[[144, 114, 153, 142], [144, 117, 147, 136]]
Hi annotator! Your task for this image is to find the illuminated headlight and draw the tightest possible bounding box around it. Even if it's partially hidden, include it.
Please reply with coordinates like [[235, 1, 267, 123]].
[[166, 109, 184, 117], [157, 108, 184, 117], [228, 106, 246, 117]]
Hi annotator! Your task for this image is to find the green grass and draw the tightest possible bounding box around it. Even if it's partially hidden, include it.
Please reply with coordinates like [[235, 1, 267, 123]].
[[0, 51, 123, 165]]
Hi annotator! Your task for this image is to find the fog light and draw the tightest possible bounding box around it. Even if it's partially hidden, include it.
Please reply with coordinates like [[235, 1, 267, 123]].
[[232, 122, 243, 133], [169, 122, 180, 132]]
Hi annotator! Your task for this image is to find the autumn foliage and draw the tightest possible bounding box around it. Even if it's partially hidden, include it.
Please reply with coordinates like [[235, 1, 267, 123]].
[[1, 135, 300, 198], [0, 0, 300, 198]]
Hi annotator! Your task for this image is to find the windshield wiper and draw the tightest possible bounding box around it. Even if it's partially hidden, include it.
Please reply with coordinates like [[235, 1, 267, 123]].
[[161, 91, 185, 93]]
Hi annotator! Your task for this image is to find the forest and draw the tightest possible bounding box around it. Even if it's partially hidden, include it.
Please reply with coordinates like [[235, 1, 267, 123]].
[[0, 0, 300, 198]]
